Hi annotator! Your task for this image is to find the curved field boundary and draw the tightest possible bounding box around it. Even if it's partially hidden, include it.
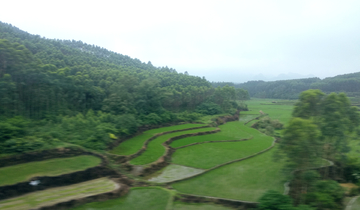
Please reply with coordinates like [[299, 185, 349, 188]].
[[106, 125, 211, 163], [0, 147, 109, 168], [174, 137, 253, 149], [162, 139, 276, 184], [130, 128, 221, 177], [174, 192, 258, 209], [0, 166, 131, 201]]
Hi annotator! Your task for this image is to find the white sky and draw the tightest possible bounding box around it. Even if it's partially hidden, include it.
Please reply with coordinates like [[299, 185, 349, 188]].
[[1, 0, 360, 82]]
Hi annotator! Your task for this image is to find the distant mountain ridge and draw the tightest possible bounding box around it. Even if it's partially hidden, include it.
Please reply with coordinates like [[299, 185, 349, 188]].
[[212, 72, 360, 99]]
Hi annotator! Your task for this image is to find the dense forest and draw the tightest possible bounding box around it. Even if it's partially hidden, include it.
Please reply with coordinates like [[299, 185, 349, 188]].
[[0, 21, 249, 153], [213, 73, 360, 99]]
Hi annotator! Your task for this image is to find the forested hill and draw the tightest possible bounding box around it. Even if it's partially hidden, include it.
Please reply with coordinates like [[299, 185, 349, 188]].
[[0, 21, 249, 153], [213, 72, 360, 99]]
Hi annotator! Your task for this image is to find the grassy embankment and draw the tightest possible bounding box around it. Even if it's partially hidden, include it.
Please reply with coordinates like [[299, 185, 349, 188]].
[[130, 127, 216, 165], [0, 178, 116, 210], [110, 123, 207, 156], [71, 187, 171, 210], [171, 122, 274, 169], [0, 155, 101, 186]]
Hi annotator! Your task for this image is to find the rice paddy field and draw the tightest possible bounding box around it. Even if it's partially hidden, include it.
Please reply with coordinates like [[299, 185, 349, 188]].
[[71, 187, 171, 210], [129, 127, 216, 165], [0, 178, 117, 210], [4, 97, 348, 209], [241, 98, 295, 126], [170, 121, 252, 148], [171, 146, 286, 202], [171, 126, 273, 169], [0, 155, 101, 186], [110, 123, 207, 156]]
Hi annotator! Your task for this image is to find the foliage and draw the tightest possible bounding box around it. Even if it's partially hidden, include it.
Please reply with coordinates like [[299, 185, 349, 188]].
[[252, 117, 283, 136], [303, 180, 344, 210], [258, 190, 315, 210], [195, 102, 223, 115]]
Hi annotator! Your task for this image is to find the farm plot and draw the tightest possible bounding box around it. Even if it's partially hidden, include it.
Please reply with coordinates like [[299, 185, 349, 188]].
[[71, 187, 171, 210], [172, 147, 286, 202], [171, 135, 273, 169], [130, 127, 216, 165], [0, 155, 101, 186], [110, 123, 206, 156], [243, 98, 295, 125], [170, 121, 252, 148], [0, 178, 117, 210]]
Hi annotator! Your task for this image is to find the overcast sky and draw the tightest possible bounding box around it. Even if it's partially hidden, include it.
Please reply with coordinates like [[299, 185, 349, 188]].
[[1, 0, 360, 82]]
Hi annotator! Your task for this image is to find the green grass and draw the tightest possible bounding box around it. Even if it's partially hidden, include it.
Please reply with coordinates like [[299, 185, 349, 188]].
[[71, 187, 171, 210], [173, 201, 234, 210], [172, 146, 286, 202], [109, 123, 207, 156], [0, 178, 116, 210], [0, 155, 101, 186], [171, 137, 273, 169], [170, 121, 252, 148], [130, 127, 216, 165], [242, 98, 295, 125]]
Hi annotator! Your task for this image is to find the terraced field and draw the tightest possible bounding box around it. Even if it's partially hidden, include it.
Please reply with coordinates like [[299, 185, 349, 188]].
[[170, 121, 252, 148], [0, 99, 313, 209], [0, 178, 117, 210], [0, 155, 101, 186], [130, 127, 216, 165], [171, 146, 286, 202], [110, 123, 207, 156]]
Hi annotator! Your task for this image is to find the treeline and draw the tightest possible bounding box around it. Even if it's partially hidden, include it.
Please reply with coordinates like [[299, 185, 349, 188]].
[[213, 72, 360, 99], [0, 21, 249, 153]]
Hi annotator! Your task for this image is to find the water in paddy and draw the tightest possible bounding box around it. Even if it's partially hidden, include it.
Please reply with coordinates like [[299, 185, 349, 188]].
[[147, 164, 204, 183]]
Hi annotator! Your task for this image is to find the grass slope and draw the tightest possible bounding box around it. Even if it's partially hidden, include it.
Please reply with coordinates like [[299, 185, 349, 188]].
[[71, 187, 171, 210], [130, 127, 216, 165], [110, 123, 206, 156], [0, 178, 116, 210], [0, 155, 101, 186], [170, 121, 252, 148], [172, 147, 286, 202]]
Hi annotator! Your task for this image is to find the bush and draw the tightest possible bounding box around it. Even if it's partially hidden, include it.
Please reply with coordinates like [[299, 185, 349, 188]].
[[195, 102, 223, 115]]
